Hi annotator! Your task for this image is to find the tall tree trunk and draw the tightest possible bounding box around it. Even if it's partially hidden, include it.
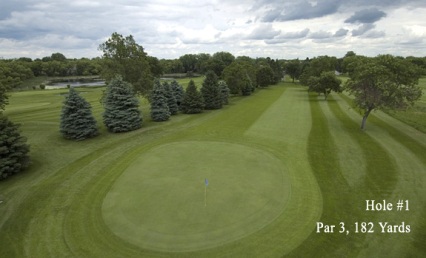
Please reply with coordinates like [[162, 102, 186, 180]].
[[361, 108, 372, 130]]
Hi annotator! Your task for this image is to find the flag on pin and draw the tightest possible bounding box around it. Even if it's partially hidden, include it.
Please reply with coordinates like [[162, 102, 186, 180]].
[[205, 178, 209, 186]]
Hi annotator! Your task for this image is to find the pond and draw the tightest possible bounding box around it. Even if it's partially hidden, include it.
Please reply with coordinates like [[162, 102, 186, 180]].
[[46, 78, 106, 89]]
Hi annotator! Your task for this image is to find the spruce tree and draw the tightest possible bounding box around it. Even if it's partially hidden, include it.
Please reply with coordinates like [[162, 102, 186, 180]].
[[103, 76, 142, 132], [162, 81, 178, 115], [0, 82, 30, 180], [171, 80, 184, 109], [218, 80, 230, 105], [181, 80, 204, 114], [201, 70, 222, 110], [0, 114, 30, 180], [150, 79, 170, 121], [60, 88, 98, 140]]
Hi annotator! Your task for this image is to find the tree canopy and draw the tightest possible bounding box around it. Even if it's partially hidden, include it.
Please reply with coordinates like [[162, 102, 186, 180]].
[[285, 59, 302, 83], [299, 56, 337, 85], [256, 65, 275, 87], [345, 55, 422, 129], [307, 71, 342, 100], [99, 32, 153, 96]]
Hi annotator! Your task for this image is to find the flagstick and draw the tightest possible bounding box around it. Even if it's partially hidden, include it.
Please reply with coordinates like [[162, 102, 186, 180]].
[[205, 184, 207, 207]]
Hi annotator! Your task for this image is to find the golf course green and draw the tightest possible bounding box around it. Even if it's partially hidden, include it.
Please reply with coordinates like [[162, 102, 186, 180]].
[[0, 79, 425, 257], [103, 141, 289, 251]]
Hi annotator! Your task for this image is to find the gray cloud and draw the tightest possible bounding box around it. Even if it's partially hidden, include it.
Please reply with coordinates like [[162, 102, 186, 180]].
[[278, 28, 310, 39], [352, 24, 375, 36], [309, 30, 333, 39], [261, 0, 342, 22], [345, 8, 387, 24], [334, 28, 349, 37], [264, 28, 310, 44], [246, 24, 281, 39], [363, 30, 386, 38]]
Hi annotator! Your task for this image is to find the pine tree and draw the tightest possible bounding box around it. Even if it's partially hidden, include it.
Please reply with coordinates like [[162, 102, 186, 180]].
[[218, 80, 230, 105], [162, 81, 178, 115], [181, 80, 204, 114], [150, 79, 170, 121], [171, 80, 184, 109], [103, 76, 142, 132], [201, 70, 222, 110], [0, 114, 30, 180], [60, 88, 98, 140]]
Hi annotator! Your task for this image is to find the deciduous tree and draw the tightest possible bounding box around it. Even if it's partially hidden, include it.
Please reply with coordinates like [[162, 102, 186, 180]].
[[345, 55, 422, 129], [285, 59, 302, 83], [308, 72, 342, 100], [99, 32, 153, 96], [256, 65, 275, 87]]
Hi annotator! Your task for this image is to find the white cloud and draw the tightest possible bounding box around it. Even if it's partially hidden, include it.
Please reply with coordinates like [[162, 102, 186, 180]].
[[0, 0, 425, 59]]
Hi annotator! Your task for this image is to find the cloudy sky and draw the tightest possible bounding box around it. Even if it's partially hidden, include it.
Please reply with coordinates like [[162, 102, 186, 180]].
[[0, 0, 425, 60]]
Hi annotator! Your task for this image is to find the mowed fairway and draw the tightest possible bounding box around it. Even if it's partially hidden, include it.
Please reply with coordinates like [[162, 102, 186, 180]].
[[0, 81, 425, 257]]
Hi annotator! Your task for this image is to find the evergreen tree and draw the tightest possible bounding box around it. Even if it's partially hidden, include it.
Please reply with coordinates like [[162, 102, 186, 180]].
[[0, 82, 8, 110], [0, 82, 30, 180], [0, 114, 30, 180], [162, 81, 179, 115], [150, 79, 170, 121], [218, 80, 230, 105], [181, 80, 204, 114], [242, 74, 253, 96], [103, 76, 142, 132], [60, 88, 98, 140], [171, 80, 184, 109], [201, 70, 222, 110]]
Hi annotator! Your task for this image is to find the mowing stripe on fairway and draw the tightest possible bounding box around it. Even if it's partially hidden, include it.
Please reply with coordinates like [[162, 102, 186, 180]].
[[288, 93, 399, 257], [2, 83, 425, 257], [334, 93, 426, 257]]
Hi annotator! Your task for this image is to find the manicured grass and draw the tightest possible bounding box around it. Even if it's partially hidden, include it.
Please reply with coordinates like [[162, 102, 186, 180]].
[[103, 141, 289, 252], [0, 82, 425, 257], [383, 77, 426, 133]]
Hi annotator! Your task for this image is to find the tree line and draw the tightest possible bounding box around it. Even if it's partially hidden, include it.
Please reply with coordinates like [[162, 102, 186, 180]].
[[1, 32, 425, 180], [293, 52, 423, 129]]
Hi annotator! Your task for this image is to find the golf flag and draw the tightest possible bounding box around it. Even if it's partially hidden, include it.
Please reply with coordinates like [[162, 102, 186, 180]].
[[204, 178, 208, 207]]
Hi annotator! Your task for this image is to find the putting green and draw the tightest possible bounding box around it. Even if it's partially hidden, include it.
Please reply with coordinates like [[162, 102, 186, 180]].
[[102, 141, 290, 252]]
